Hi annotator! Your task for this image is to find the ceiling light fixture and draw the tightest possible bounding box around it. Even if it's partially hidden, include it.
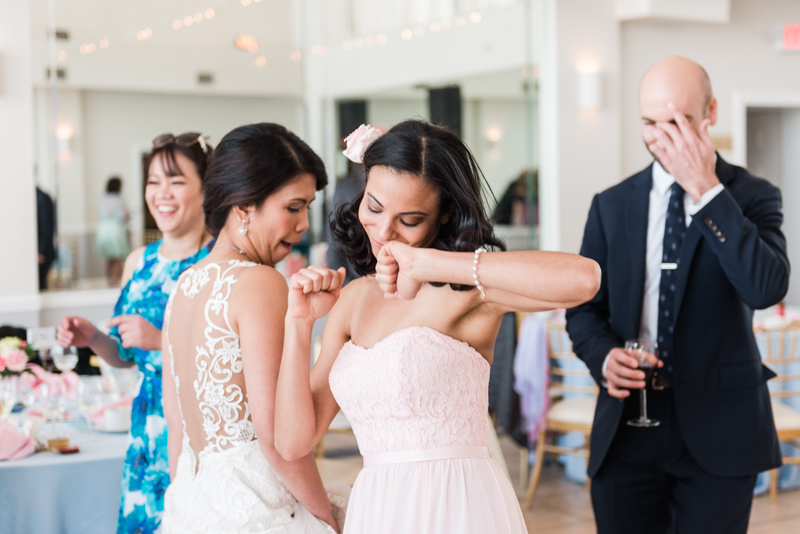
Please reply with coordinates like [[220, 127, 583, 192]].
[[290, 50, 302, 61], [376, 34, 387, 44], [183, 15, 193, 26], [342, 40, 353, 50], [401, 29, 412, 40], [353, 37, 364, 48], [430, 22, 441, 32], [193, 13, 203, 23], [470, 12, 482, 23], [57, 50, 67, 60], [172, 19, 182, 30], [205, 9, 215, 19], [414, 25, 425, 36], [455, 17, 466, 27], [441, 19, 452, 29], [234, 34, 258, 52], [365, 35, 375, 46], [99, 39, 109, 49], [241, 0, 251, 6], [255, 55, 266, 67]]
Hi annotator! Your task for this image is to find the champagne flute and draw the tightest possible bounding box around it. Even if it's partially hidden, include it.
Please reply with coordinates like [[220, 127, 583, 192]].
[[0, 379, 18, 419], [625, 339, 660, 428], [78, 379, 103, 441]]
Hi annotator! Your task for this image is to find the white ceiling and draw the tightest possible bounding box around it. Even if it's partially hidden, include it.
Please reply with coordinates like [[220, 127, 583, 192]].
[[31, 0, 297, 53]]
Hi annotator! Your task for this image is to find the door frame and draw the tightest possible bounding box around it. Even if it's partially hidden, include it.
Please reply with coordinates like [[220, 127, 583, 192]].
[[732, 91, 800, 167]]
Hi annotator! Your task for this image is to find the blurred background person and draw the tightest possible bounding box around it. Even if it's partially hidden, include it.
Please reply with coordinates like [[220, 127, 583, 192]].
[[95, 176, 131, 287], [57, 132, 214, 534], [36, 186, 56, 291]]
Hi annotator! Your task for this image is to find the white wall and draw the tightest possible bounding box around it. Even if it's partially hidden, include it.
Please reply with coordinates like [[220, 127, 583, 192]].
[[780, 110, 800, 306], [539, 0, 622, 253], [0, 0, 39, 325], [621, 0, 800, 176]]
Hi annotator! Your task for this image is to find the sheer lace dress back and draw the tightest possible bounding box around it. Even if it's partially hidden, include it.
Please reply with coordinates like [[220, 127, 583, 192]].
[[164, 260, 260, 471]]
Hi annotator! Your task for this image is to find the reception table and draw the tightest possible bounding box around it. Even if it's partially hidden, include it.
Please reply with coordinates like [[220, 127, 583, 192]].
[[0, 425, 127, 534]]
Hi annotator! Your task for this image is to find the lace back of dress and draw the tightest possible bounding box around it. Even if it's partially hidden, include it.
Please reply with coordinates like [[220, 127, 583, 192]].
[[164, 260, 258, 466]]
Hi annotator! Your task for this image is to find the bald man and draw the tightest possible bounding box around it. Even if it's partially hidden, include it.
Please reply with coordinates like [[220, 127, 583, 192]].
[[566, 56, 787, 533]]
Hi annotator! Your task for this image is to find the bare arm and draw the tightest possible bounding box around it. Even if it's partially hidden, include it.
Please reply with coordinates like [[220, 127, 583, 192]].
[[377, 244, 602, 313], [56, 316, 136, 368], [233, 266, 337, 530], [160, 322, 183, 480], [275, 268, 351, 461]]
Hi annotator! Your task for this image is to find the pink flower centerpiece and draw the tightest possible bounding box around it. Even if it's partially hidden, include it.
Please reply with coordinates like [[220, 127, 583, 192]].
[[0, 337, 34, 378]]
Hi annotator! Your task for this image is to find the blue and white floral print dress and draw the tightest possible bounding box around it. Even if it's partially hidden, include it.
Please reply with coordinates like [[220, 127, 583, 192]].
[[110, 240, 211, 534]]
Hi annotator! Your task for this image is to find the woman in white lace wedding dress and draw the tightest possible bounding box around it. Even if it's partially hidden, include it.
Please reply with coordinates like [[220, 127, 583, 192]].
[[160, 123, 347, 533]]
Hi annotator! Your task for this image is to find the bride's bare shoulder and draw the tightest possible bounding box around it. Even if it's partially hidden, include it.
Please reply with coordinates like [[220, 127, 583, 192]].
[[232, 264, 289, 301]]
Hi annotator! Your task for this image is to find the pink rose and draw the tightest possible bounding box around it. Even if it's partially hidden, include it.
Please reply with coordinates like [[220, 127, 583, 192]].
[[342, 124, 383, 164], [5, 349, 27, 373], [0, 355, 5, 373]]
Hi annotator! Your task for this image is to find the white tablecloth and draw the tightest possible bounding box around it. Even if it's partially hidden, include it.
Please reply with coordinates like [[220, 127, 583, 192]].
[[0, 425, 128, 534]]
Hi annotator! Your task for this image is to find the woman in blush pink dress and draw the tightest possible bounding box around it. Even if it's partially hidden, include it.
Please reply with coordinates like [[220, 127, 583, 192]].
[[274, 120, 601, 533]]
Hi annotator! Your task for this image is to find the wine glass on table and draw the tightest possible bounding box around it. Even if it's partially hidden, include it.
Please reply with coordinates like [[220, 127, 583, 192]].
[[78, 379, 103, 441], [625, 338, 660, 428], [52, 345, 79, 375]]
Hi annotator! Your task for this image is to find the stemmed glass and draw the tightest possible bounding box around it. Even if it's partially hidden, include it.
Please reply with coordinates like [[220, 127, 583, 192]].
[[625, 338, 660, 428], [78, 379, 103, 441], [39, 383, 65, 438], [0, 379, 18, 420], [52, 345, 79, 374]]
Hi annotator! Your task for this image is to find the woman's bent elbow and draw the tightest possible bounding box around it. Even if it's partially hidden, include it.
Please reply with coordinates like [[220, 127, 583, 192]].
[[580, 261, 602, 302]]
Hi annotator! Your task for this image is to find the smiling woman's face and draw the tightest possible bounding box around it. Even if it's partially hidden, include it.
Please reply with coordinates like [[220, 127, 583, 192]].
[[358, 165, 445, 258], [145, 152, 205, 238]]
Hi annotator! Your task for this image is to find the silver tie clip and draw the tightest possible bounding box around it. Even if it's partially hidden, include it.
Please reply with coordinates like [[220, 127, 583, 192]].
[[661, 263, 678, 270]]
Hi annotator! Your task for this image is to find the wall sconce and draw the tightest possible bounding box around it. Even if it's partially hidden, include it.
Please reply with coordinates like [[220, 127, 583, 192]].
[[56, 124, 74, 156], [485, 126, 503, 160], [577, 70, 603, 112]]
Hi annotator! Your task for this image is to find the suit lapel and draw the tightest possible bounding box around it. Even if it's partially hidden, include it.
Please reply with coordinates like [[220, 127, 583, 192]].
[[626, 168, 652, 337], [673, 154, 735, 321]]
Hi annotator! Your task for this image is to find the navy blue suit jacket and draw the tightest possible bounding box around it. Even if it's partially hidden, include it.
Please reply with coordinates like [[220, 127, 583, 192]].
[[566, 156, 788, 478]]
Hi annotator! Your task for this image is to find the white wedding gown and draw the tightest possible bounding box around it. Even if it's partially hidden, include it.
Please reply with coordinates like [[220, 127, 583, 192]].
[[161, 260, 348, 533]]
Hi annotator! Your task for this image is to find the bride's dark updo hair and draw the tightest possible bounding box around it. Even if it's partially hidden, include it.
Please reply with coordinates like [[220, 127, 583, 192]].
[[203, 123, 327, 237], [330, 120, 505, 291]]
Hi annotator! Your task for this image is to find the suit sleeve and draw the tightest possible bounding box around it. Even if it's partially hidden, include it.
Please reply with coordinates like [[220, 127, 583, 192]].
[[565, 195, 623, 386], [692, 183, 789, 310]]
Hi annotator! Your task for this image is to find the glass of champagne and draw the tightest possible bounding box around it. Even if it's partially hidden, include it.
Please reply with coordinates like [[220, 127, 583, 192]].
[[625, 338, 660, 428], [0, 379, 18, 420], [78, 379, 103, 441], [52, 345, 79, 375]]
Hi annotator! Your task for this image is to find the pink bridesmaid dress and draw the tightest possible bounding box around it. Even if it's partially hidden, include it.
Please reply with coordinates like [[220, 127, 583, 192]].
[[329, 326, 528, 533]]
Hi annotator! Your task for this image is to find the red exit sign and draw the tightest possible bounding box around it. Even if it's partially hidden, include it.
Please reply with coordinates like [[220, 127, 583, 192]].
[[784, 24, 800, 50]]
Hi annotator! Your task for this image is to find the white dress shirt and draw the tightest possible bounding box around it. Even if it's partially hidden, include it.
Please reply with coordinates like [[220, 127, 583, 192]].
[[602, 160, 724, 380]]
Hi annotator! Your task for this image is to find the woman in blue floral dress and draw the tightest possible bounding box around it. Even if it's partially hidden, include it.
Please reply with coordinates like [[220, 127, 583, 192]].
[[57, 133, 214, 534]]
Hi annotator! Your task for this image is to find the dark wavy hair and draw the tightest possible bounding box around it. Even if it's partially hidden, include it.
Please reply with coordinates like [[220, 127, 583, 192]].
[[203, 123, 328, 237], [330, 120, 505, 291]]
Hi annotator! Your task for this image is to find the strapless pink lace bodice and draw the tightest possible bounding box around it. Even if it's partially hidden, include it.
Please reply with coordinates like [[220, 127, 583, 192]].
[[329, 326, 490, 455]]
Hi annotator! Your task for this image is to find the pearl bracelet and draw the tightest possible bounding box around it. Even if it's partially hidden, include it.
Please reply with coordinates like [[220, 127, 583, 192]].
[[472, 246, 488, 300]]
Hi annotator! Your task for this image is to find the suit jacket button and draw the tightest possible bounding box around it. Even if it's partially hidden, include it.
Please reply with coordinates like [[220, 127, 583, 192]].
[[714, 230, 722, 237], [705, 217, 714, 227], [719, 236, 727, 243]]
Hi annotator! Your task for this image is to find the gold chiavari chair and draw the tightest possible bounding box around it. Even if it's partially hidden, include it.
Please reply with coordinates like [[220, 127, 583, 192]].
[[522, 318, 598, 509], [757, 322, 800, 501]]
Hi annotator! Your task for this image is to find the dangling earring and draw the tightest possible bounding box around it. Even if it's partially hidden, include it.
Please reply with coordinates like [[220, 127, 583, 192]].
[[238, 218, 248, 236]]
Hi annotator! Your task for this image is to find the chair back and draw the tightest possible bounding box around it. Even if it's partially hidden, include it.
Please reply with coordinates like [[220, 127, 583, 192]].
[[757, 323, 800, 401], [545, 320, 597, 398]]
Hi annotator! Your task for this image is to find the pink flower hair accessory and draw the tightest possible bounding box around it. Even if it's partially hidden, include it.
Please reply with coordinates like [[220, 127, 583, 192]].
[[342, 124, 383, 164]]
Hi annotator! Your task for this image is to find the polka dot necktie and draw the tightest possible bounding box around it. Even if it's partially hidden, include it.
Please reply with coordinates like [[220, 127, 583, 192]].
[[656, 182, 685, 386]]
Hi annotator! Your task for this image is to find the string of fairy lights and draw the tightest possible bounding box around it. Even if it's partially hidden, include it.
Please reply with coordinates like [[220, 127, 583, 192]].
[[59, 2, 485, 69]]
